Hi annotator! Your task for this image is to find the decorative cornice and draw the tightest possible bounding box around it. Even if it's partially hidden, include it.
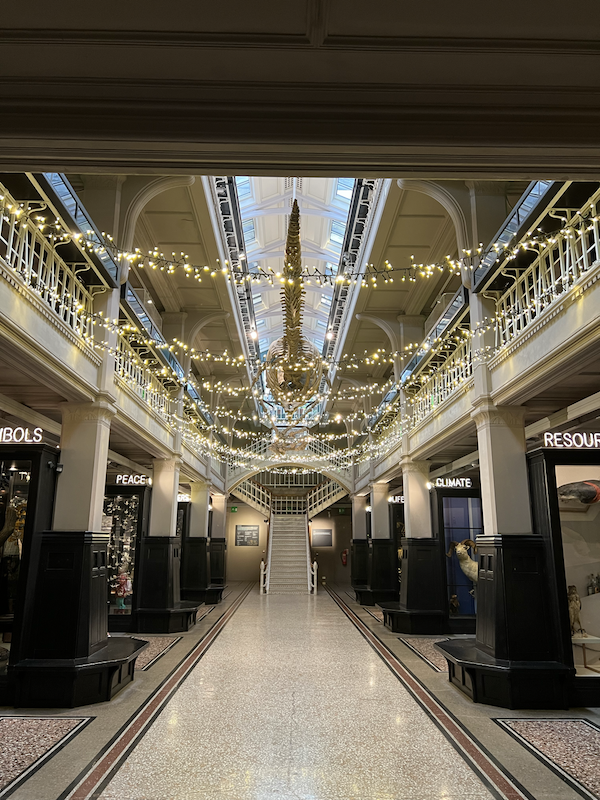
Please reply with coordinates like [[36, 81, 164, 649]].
[[60, 399, 117, 425]]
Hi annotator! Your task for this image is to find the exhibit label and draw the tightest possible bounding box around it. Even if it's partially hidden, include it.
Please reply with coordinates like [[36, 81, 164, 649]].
[[0, 426, 43, 443], [544, 432, 600, 448]]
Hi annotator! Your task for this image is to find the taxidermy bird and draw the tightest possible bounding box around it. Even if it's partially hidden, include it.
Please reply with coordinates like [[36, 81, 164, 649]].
[[446, 539, 478, 583], [567, 585, 586, 636]]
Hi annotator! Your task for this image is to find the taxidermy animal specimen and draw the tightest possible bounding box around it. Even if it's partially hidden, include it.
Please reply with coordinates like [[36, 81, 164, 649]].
[[446, 539, 478, 583], [558, 480, 600, 504], [567, 585, 586, 636]]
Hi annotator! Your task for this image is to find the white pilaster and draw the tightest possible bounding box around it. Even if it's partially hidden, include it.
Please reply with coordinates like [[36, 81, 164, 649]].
[[189, 480, 211, 538], [210, 493, 227, 539], [401, 458, 432, 539], [351, 494, 368, 539], [370, 483, 390, 539], [472, 403, 532, 536], [53, 400, 116, 531], [149, 457, 181, 537]]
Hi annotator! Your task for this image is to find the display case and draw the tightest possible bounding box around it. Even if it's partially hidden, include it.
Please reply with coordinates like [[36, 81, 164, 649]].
[[528, 446, 600, 707], [431, 485, 482, 633], [0, 445, 58, 678], [103, 484, 151, 631]]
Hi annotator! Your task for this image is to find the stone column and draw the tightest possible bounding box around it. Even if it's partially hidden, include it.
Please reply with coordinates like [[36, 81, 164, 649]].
[[435, 402, 571, 708], [370, 483, 390, 539], [189, 480, 211, 537], [394, 457, 446, 633], [53, 400, 116, 531], [356, 483, 398, 606], [149, 457, 181, 537], [350, 494, 369, 589], [210, 493, 227, 541], [401, 458, 432, 539], [472, 403, 532, 537], [181, 480, 211, 602], [136, 456, 199, 632]]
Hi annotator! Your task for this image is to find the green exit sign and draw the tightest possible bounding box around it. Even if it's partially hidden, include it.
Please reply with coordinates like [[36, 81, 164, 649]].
[[338, 507, 345, 514], [231, 506, 238, 512]]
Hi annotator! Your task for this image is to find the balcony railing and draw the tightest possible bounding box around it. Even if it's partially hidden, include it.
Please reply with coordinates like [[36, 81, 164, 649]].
[[495, 189, 600, 349], [0, 185, 93, 339], [409, 337, 473, 426], [115, 334, 176, 424]]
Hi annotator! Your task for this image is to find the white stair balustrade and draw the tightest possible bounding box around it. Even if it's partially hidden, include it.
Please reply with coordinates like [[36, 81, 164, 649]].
[[266, 513, 311, 594]]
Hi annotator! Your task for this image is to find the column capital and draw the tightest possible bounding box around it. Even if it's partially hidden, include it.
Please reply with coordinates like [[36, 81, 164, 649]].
[[59, 398, 117, 426], [471, 401, 527, 430], [369, 482, 389, 496], [400, 457, 430, 476]]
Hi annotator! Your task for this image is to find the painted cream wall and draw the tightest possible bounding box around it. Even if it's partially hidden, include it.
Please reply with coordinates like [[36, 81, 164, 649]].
[[226, 501, 268, 581], [309, 509, 352, 585]]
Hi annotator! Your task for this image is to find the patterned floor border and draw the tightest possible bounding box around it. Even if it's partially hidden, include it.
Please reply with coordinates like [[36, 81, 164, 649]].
[[327, 586, 535, 800], [58, 582, 254, 800], [0, 717, 92, 799], [195, 606, 215, 624], [399, 636, 450, 672], [136, 637, 182, 671], [495, 718, 600, 800]]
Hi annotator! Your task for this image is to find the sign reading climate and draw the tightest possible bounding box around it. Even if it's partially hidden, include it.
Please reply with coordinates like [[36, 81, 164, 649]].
[[0, 426, 43, 443], [544, 432, 600, 448], [429, 477, 473, 489]]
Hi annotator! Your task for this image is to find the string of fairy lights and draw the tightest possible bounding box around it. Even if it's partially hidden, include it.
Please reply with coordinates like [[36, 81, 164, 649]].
[[3, 187, 600, 469]]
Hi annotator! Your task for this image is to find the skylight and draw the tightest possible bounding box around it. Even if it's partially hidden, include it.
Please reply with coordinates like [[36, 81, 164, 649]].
[[235, 176, 252, 199], [242, 218, 256, 243], [335, 178, 354, 201], [330, 220, 345, 247]]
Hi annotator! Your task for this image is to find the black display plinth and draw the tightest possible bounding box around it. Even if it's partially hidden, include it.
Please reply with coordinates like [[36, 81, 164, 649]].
[[436, 638, 572, 709], [181, 536, 210, 602], [351, 539, 369, 588], [436, 534, 574, 709], [356, 538, 399, 606], [10, 531, 147, 707], [12, 637, 148, 708], [136, 536, 200, 633], [210, 537, 227, 586], [381, 538, 446, 634]]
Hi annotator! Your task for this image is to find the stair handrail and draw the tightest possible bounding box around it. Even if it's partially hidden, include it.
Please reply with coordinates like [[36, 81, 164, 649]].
[[260, 558, 267, 594], [311, 559, 318, 594], [265, 510, 274, 594], [304, 513, 313, 593]]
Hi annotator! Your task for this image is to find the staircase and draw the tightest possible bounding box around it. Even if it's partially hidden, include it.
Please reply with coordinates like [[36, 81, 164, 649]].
[[267, 513, 310, 594]]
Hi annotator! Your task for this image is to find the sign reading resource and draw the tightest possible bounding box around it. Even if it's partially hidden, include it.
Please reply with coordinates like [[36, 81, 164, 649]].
[[115, 474, 149, 485], [0, 426, 43, 443], [430, 477, 473, 489], [544, 432, 600, 449], [235, 525, 259, 546]]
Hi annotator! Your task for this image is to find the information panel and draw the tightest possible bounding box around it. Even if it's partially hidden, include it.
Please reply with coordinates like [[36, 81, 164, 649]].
[[235, 524, 259, 546], [312, 529, 333, 547]]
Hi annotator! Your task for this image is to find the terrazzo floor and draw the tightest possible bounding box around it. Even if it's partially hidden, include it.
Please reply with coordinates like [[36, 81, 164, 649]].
[[399, 637, 449, 671], [0, 717, 88, 795], [98, 590, 496, 800], [499, 719, 600, 799]]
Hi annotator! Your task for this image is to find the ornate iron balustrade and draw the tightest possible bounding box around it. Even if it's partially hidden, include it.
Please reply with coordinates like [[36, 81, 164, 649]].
[[115, 334, 176, 423], [495, 189, 600, 349], [0, 184, 94, 339], [408, 337, 473, 426]]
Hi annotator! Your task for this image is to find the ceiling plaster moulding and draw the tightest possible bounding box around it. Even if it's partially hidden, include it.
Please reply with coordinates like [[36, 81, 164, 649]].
[[5, 139, 600, 180]]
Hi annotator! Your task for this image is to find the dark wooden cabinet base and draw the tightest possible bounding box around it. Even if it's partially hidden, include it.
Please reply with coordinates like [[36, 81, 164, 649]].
[[378, 603, 446, 634], [135, 603, 199, 634], [11, 637, 148, 708], [436, 638, 573, 709]]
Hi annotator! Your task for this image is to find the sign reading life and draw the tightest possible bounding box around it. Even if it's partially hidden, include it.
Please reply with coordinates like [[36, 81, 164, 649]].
[[544, 432, 600, 448]]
